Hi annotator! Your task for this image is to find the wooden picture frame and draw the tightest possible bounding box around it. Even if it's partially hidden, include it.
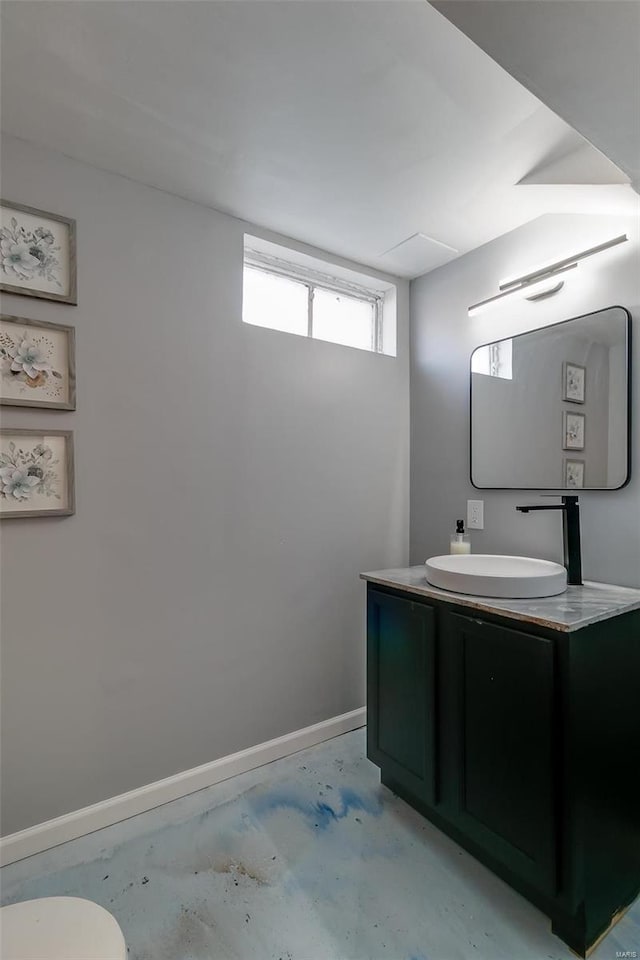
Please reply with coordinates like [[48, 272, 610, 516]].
[[563, 411, 585, 451], [564, 458, 585, 489], [0, 314, 76, 410], [1, 200, 77, 304], [562, 361, 586, 404], [0, 429, 75, 519]]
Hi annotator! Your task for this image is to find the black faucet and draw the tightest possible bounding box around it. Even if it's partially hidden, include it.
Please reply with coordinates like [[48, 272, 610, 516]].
[[516, 495, 582, 586]]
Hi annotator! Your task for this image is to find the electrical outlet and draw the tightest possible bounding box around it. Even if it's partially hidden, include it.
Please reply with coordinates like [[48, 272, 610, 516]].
[[467, 499, 484, 530]]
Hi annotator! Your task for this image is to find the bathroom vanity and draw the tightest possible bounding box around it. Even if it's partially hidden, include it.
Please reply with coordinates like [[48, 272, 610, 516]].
[[361, 567, 640, 956]]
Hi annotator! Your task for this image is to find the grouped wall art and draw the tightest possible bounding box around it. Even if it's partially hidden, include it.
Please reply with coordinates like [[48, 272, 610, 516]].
[[561, 360, 586, 486], [1, 200, 77, 518]]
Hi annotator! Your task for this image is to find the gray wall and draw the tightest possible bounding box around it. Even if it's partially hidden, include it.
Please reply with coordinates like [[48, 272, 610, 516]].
[[472, 330, 611, 489], [411, 212, 640, 587], [0, 135, 410, 835], [608, 340, 628, 487]]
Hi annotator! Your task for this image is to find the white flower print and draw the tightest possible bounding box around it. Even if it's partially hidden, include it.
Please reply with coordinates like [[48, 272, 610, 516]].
[[1, 216, 62, 286], [0, 466, 41, 500], [0, 441, 60, 502], [1, 240, 41, 279], [8, 338, 52, 380]]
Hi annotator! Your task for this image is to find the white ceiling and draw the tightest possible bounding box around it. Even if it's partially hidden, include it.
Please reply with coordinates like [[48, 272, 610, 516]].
[[1, 1, 637, 278], [432, 0, 640, 194]]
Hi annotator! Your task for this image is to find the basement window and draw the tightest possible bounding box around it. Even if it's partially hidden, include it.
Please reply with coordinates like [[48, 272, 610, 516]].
[[471, 339, 513, 380], [242, 235, 396, 355]]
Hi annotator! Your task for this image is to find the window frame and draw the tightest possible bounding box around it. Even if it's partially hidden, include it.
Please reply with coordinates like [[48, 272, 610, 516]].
[[243, 249, 385, 353], [471, 339, 513, 380]]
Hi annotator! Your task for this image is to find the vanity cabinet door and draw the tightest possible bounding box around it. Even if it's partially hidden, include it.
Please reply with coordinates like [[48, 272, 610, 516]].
[[367, 588, 437, 806], [446, 612, 558, 895]]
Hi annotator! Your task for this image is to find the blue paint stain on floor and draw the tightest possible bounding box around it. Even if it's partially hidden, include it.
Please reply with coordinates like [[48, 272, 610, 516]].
[[2, 729, 639, 960], [246, 785, 382, 833]]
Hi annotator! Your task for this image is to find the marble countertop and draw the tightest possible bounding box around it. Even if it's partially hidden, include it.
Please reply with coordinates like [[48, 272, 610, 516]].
[[360, 566, 640, 632]]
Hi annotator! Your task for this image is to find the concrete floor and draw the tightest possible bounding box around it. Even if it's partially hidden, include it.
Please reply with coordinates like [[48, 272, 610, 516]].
[[1, 729, 638, 960]]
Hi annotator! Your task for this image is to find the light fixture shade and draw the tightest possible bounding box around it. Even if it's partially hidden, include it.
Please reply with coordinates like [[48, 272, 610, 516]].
[[524, 278, 565, 302]]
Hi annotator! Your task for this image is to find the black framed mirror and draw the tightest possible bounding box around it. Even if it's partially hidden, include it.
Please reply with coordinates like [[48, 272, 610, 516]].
[[470, 305, 631, 490]]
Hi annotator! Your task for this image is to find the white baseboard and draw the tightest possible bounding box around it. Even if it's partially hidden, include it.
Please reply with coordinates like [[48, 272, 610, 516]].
[[0, 707, 366, 867]]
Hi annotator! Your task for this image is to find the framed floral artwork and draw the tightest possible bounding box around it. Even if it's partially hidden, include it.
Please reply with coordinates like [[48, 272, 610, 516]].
[[562, 361, 586, 404], [1, 200, 77, 304], [0, 315, 76, 409], [563, 411, 585, 451], [0, 429, 74, 519], [564, 459, 585, 489]]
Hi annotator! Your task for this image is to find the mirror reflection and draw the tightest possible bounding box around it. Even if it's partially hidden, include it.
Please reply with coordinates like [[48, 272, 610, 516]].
[[470, 306, 630, 490]]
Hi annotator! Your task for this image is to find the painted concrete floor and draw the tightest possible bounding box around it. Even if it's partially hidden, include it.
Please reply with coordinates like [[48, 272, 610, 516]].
[[1, 729, 638, 960]]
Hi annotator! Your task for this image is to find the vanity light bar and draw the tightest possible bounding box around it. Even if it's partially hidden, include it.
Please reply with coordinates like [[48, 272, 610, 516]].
[[468, 264, 577, 317], [499, 234, 628, 290], [468, 233, 628, 317]]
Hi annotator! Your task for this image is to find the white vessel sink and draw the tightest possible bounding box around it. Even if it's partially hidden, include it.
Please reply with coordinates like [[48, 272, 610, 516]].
[[425, 554, 567, 599]]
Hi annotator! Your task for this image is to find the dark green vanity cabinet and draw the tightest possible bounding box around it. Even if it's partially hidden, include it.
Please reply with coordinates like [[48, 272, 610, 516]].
[[366, 591, 437, 806], [441, 613, 557, 896], [366, 583, 640, 957]]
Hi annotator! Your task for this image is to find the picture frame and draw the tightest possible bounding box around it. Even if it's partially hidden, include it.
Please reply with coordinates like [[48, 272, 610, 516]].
[[0, 429, 75, 519], [562, 361, 586, 404], [1, 200, 77, 304], [0, 314, 76, 410], [564, 458, 585, 489], [563, 411, 585, 451]]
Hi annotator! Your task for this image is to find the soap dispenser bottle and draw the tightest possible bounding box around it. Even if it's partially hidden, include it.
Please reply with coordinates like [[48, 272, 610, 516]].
[[450, 519, 471, 555]]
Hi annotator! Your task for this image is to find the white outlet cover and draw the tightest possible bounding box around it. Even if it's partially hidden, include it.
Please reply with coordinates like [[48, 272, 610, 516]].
[[467, 499, 484, 530]]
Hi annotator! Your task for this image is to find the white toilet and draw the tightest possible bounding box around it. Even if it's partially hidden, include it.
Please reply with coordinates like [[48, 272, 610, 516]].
[[0, 897, 126, 960]]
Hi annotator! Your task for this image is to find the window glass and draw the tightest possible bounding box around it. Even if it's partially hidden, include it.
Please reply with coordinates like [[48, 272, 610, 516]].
[[242, 266, 308, 336], [312, 288, 375, 351], [471, 339, 513, 379]]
